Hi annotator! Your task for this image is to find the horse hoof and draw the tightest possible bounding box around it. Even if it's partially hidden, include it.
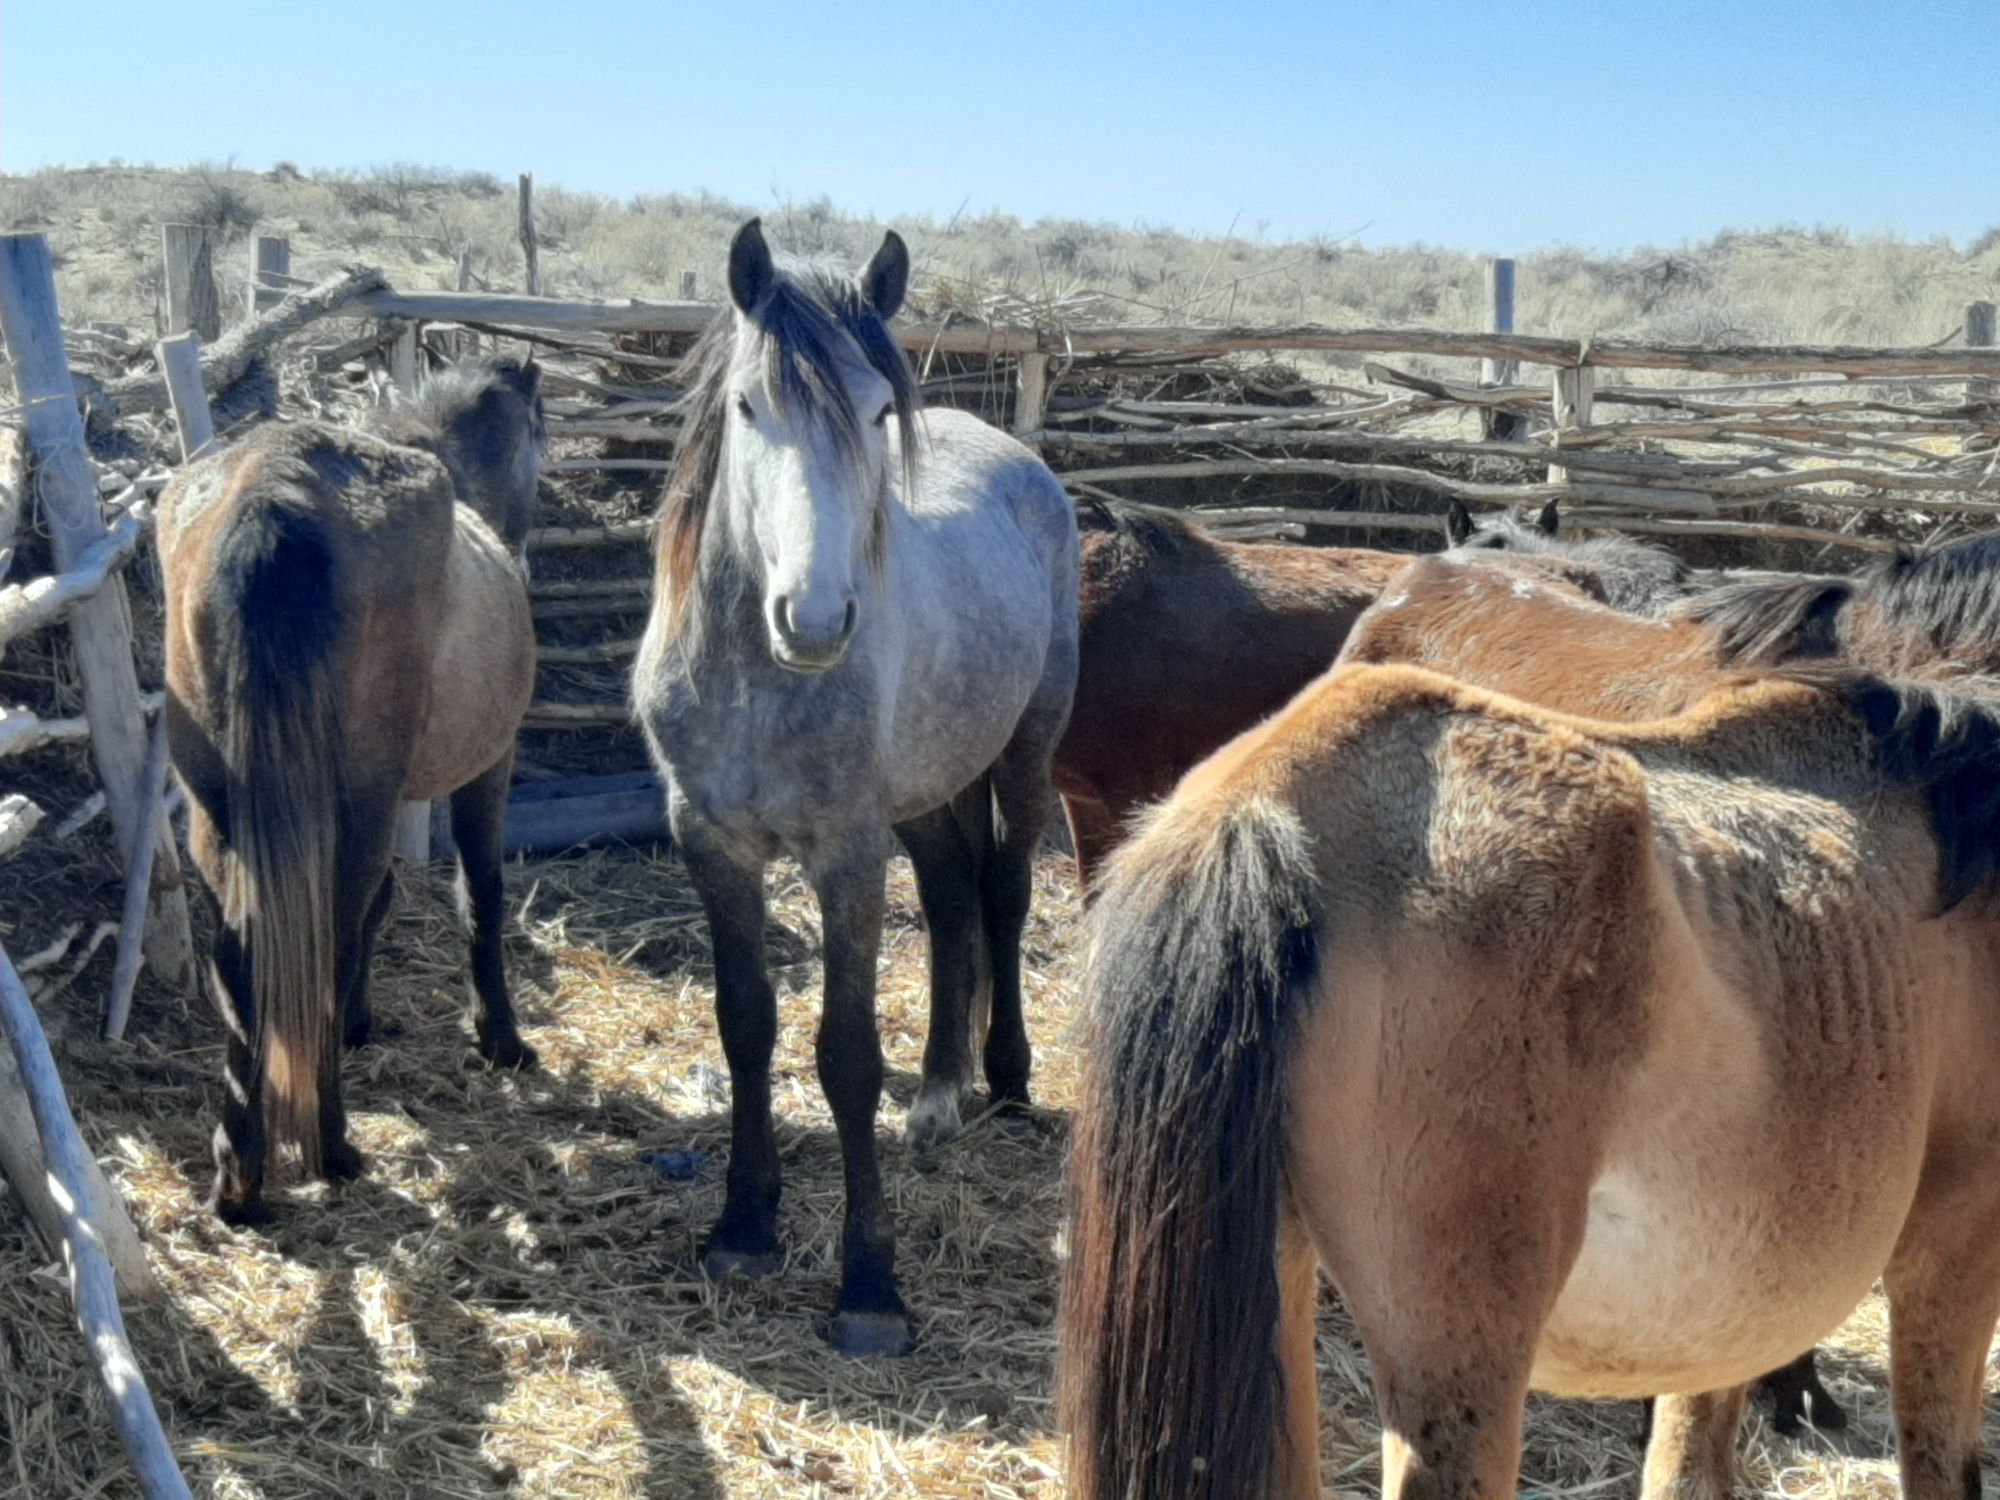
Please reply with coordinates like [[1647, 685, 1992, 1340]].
[[905, 1090, 966, 1150], [823, 1309, 915, 1359], [344, 1015, 403, 1051], [210, 1192, 276, 1229], [702, 1244, 783, 1281], [321, 1141, 365, 1183], [479, 1034, 539, 1072]]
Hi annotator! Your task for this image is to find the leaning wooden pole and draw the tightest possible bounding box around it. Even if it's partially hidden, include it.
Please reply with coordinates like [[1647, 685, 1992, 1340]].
[[0, 234, 193, 986], [0, 942, 192, 1500]]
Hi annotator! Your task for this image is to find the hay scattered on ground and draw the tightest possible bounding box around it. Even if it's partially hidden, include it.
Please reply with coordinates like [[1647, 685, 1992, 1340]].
[[0, 844, 1993, 1498]]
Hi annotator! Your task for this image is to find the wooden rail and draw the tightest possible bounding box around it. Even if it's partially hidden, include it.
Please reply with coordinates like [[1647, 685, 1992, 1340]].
[[336, 286, 2000, 376]]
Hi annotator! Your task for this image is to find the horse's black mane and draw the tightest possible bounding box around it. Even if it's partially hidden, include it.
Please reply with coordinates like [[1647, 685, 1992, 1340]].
[[1685, 527, 2000, 670], [1076, 496, 1217, 554], [1819, 669, 2000, 909]]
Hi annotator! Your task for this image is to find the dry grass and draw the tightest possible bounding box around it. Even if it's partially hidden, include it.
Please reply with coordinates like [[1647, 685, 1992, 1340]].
[[2, 839, 1993, 1498], [6, 162, 1998, 372]]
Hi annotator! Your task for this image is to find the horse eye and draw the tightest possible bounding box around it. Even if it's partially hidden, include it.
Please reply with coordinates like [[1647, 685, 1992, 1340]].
[[874, 402, 894, 428], [736, 395, 755, 423]]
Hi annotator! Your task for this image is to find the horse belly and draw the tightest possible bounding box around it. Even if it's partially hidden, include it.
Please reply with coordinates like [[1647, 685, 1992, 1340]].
[[405, 515, 534, 798], [884, 545, 1057, 822], [1531, 1026, 1929, 1399]]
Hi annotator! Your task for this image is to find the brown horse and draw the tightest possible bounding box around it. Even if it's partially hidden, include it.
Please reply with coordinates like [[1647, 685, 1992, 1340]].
[[1057, 500, 1412, 889], [1061, 658, 2000, 1500], [159, 358, 546, 1225], [1055, 500, 1708, 895]]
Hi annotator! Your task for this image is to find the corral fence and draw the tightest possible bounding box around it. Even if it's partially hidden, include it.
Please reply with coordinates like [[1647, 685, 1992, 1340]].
[[2, 205, 1999, 1496]]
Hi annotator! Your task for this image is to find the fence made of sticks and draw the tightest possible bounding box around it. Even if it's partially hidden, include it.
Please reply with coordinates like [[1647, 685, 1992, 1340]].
[[3, 207, 2000, 1496]]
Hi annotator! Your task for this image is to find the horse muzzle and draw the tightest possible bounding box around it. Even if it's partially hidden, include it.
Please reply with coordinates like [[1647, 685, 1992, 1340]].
[[768, 593, 858, 674]]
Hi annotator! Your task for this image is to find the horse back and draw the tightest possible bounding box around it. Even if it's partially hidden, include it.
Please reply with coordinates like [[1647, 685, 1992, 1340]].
[[1061, 519, 1402, 819], [160, 422, 456, 787]]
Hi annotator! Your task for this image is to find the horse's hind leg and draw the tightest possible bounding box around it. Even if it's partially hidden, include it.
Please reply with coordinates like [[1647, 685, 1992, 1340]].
[[1640, 1386, 1749, 1500], [340, 869, 394, 1050], [450, 751, 535, 1070], [187, 801, 273, 1226], [1883, 1179, 2000, 1500], [979, 733, 1059, 1112], [896, 804, 982, 1148], [320, 783, 400, 1181], [1276, 1196, 1325, 1499]]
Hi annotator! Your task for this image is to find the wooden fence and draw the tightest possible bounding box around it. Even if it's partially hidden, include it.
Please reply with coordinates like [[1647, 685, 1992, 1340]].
[[4, 196, 2000, 1497]]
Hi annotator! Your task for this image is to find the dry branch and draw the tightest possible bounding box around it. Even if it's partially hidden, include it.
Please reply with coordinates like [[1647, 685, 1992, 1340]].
[[525, 519, 654, 550], [0, 942, 186, 1497], [92, 266, 388, 422], [0, 501, 153, 650]]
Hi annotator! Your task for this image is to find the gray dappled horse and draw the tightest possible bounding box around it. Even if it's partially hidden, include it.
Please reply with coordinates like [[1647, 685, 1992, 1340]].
[[633, 221, 1079, 1355], [159, 358, 546, 1226]]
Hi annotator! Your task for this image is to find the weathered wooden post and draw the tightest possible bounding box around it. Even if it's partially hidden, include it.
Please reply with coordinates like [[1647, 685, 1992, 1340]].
[[455, 248, 478, 358], [518, 173, 541, 296], [248, 233, 290, 318], [1968, 300, 1996, 404], [680, 269, 699, 299], [388, 329, 433, 860], [1481, 258, 1528, 442], [1, 943, 192, 1500], [1014, 352, 1051, 451], [1548, 363, 1595, 488], [154, 332, 217, 462], [160, 223, 220, 342], [0, 234, 193, 984]]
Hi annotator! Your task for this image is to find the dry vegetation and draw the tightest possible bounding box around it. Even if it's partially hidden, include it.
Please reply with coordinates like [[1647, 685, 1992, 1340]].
[[2, 163, 1998, 1498], [5, 161, 1999, 355]]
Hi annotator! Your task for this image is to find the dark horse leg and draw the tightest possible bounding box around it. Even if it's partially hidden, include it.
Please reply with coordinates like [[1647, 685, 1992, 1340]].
[[340, 868, 395, 1051], [450, 751, 535, 1070], [318, 780, 402, 1182], [1757, 1348, 1846, 1436], [979, 735, 1058, 1113], [813, 833, 912, 1356], [898, 803, 984, 1149], [681, 831, 784, 1280], [186, 798, 273, 1226]]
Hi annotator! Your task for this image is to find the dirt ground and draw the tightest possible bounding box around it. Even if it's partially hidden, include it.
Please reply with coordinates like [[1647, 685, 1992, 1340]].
[[2, 836, 1994, 1499]]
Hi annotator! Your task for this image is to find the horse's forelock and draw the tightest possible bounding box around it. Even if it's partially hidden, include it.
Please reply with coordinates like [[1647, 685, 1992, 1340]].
[[654, 257, 922, 644]]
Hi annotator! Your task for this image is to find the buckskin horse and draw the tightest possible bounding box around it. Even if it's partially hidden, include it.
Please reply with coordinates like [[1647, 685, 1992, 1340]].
[[159, 357, 545, 1225]]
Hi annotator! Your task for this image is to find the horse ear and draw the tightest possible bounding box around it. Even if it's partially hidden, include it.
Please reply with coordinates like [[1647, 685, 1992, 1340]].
[[516, 355, 542, 401], [1444, 499, 1474, 546], [862, 230, 909, 320], [1536, 499, 1561, 536], [729, 218, 775, 313]]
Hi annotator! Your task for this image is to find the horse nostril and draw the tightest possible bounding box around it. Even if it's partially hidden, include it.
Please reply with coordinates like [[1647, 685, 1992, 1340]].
[[841, 599, 858, 641]]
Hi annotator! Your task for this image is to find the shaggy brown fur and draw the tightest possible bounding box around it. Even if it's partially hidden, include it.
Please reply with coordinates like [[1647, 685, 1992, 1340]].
[[1055, 500, 1406, 889], [159, 360, 544, 1225], [1063, 659, 2000, 1500]]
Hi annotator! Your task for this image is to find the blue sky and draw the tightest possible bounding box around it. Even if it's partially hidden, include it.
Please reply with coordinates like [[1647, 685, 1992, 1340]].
[[4, 0, 1996, 252]]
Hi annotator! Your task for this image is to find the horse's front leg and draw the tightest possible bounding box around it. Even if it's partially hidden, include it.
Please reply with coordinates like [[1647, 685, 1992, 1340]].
[[681, 832, 784, 1279], [812, 832, 912, 1356]]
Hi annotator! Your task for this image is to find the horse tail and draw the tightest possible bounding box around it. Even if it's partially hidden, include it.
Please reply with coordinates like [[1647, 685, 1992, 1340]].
[[1061, 792, 1321, 1500], [210, 501, 345, 1171]]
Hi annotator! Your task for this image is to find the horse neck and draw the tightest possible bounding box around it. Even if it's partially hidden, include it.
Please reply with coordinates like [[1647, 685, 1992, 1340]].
[[408, 432, 533, 550]]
